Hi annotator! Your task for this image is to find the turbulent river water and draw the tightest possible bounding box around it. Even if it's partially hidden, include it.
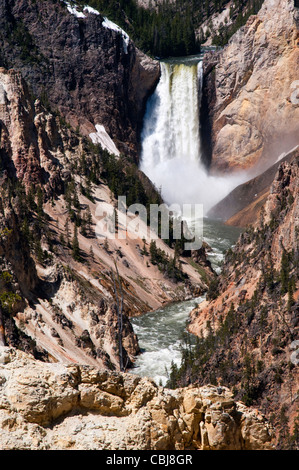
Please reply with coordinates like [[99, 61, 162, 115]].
[[131, 218, 242, 386], [133, 53, 244, 385]]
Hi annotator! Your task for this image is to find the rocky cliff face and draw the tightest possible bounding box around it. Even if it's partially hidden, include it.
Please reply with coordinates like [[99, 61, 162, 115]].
[[0, 0, 160, 160], [201, 0, 299, 174], [0, 67, 65, 191], [0, 346, 273, 450], [185, 156, 299, 448]]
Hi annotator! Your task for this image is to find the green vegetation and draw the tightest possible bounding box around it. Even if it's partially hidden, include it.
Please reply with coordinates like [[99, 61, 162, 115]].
[[0, 269, 22, 316], [211, 0, 265, 46], [82, 0, 201, 57], [280, 248, 292, 295], [1, 17, 45, 66], [149, 240, 187, 282], [72, 224, 81, 261], [0, 291, 22, 315], [0, 271, 13, 286], [0, 178, 54, 266], [100, 152, 162, 209], [75, 0, 265, 56], [206, 276, 219, 300]]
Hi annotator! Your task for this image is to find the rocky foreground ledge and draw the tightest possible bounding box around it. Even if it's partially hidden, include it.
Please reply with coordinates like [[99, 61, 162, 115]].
[[0, 347, 273, 450]]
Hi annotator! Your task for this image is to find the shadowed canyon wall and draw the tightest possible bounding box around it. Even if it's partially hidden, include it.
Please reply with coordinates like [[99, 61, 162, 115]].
[[0, 0, 160, 160]]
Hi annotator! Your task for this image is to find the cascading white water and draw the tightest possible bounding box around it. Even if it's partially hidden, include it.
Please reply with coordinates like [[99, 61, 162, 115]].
[[140, 56, 248, 214], [141, 61, 202, 167]]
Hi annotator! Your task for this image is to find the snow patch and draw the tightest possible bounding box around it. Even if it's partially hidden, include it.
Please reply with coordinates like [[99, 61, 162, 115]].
[[62, 2, 100, 18], [89, 124, 120, 156], [102, 17, 130, 54], [63, 1, 86, 18], [61, 3, 130, 53], [83, 5, 100, 15]]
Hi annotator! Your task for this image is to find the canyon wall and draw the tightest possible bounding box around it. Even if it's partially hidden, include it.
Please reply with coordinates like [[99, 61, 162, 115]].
[[0, 0, 160, 160], [202, 0, 299, 174], [187, 156, 299, 447]]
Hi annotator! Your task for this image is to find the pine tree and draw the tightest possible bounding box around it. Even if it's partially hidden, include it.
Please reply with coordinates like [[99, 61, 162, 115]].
[[149, 240, 157, 264], [142, 238, 148, 255], [80, 216, 87, 237], [280, 249, 290, 295], [72, 224, 80, 261], [26, 185, 36, 211], [104, 237, 109, 252], [85, 206, 93, 236], [36, 186, 44, 219], [73, 185, 80, 210], [21, 217, 31, 245], [35, 239, 44, 263], [64, 217, 70, 247], [113, 208, 118, 234], [287, 277, 295, 312]]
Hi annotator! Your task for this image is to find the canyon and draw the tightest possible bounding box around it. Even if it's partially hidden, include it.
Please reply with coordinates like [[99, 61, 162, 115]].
[[0, 0, 298, 452], [0, 64, 211, 370]]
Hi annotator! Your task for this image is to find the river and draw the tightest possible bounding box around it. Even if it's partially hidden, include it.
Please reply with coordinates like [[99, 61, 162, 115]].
[[131, 217, 242, 386]]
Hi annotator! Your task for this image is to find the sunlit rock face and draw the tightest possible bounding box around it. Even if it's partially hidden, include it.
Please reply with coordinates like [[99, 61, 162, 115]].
[[0, 347, 273, 450], [201, 0, 299, 174]]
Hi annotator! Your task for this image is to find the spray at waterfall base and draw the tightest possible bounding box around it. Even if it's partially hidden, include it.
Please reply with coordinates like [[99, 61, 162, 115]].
[[95, 196, 203, 251]]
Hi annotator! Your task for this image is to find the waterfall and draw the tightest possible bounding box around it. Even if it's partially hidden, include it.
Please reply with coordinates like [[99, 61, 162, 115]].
[[141, 61, 202, 167], [140, 56, 248, 215]]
